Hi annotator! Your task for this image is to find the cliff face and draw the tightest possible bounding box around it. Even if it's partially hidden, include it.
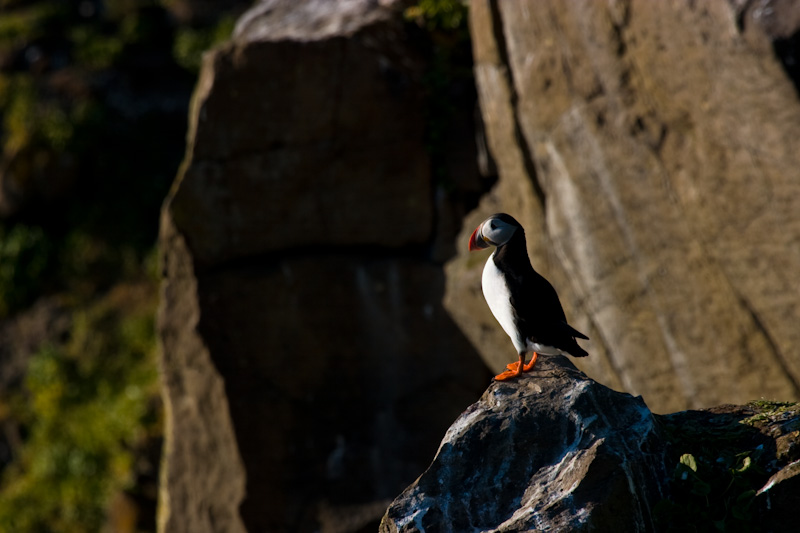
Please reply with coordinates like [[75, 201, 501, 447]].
[[157, 1, 489, 532], [446, 0, 800, 413]]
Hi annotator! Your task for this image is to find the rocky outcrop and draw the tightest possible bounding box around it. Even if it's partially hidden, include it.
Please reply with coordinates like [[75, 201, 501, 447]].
[[157, 1, 488, 532], [446, 0, 800, 413], [757, 459, 800, 531], [381, 361, 800, 532], [380, 355, 669, 532]]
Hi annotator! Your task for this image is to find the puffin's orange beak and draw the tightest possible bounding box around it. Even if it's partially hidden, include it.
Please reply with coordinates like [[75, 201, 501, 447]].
[[468, 226, 489, 251]]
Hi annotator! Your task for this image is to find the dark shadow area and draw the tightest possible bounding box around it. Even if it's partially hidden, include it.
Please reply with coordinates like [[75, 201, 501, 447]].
[[654, 403, 800, 531], [774, 30, 800, 98], [160, 2, 498, 532], [196, 256, 491, 532]]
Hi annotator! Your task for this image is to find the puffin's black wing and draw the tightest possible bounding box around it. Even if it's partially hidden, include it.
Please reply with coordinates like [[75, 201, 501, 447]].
[[508, 269, 589, 357], [491, 228, 588, 357]]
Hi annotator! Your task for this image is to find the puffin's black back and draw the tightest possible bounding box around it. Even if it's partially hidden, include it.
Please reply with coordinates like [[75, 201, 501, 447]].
[[493, 223, 589, 356]]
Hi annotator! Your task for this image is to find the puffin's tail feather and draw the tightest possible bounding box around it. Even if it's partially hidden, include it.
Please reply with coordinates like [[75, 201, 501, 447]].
[[568, 343, 589, 358], [563, 322, 589, 341]]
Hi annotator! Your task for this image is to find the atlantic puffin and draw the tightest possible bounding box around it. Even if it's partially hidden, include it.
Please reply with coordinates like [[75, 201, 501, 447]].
[[468, 213, 589, 381]]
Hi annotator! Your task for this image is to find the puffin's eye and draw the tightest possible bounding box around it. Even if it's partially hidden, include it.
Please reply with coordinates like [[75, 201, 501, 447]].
[[489, 221, 496, 230]]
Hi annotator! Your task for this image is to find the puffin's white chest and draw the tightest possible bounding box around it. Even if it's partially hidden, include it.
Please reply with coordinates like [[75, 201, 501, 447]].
[[482, 252, 525, 353]]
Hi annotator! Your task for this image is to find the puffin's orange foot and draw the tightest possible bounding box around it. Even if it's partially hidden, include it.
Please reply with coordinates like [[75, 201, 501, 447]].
[[503, 352, 539, 373], [495, 360, 523, 381], [522, 352, 539, 372], [493, 368, 521, 381]]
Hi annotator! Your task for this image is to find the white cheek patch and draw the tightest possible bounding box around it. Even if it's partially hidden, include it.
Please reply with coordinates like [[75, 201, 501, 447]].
[[484, 222, 516, 246]]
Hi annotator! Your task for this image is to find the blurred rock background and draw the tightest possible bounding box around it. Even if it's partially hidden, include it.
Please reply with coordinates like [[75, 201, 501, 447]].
[[2, 0, 800, 532]]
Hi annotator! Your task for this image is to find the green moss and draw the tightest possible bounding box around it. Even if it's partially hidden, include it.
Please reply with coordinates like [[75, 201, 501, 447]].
[[741, 401, 799, 426]]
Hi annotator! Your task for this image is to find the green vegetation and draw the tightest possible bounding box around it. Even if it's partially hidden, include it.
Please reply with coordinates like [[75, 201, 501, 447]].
[[655, 403, 800, 532], [405, 0, 473, 188], [405, 0, 468, 32], [0, 0, 241, 310], [173, 16, 236, 72], [741, 400, 799, 425], [657, 449, 761, 531], [0, 223, 52, 317], [0, 0, 241, 531], [0, 280, 160, 533]]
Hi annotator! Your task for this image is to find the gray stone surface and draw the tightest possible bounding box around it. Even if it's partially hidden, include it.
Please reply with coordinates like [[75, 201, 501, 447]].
[[381, 355, 669, 532]]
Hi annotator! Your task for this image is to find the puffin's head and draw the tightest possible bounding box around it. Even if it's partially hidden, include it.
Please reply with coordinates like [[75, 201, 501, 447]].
[[468, 213, 521, 251]]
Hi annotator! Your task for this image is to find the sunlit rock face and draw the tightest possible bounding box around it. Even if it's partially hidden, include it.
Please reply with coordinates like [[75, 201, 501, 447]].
[[380, 355, 669, 532], [446, 0, 800, 414], [157, 1, 489, 532]]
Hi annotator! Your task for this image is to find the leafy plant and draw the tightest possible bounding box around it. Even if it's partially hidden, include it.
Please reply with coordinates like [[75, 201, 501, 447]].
[[656, 445, 763, 531], [0, 281, 161, 533]]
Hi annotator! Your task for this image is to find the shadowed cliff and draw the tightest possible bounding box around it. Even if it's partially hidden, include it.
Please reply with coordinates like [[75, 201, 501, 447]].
[[158, 1, 490, 531]]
